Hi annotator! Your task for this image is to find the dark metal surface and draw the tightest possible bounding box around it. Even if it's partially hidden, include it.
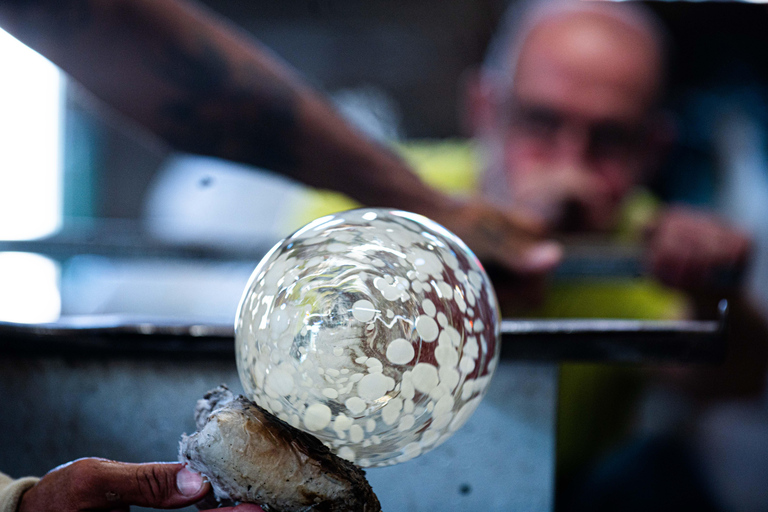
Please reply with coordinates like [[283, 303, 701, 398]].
[[499, 300, 728, 363], [0, 301, 728, 362], [0, 316, 236, 358]]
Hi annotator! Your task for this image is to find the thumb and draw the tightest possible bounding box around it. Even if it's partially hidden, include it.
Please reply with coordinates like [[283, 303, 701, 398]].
[[87, 461, 210, 509], [476, 205, 562, 275], [514, 240, 563, 274]]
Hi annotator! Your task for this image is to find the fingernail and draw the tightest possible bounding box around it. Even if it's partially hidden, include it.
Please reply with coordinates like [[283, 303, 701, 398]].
[[523, 242, 562, 270], [177, 467, 204, 496], [235, 505, 266, 512]]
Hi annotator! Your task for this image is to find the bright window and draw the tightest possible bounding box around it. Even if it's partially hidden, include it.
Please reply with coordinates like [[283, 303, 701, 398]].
[[0, 28, 63, 323], [0, 252, 60, 323], [0, 27, 63, 240]]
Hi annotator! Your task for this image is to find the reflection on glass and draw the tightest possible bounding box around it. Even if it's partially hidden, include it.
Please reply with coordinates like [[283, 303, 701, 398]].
[[0, 28, 63, 240]]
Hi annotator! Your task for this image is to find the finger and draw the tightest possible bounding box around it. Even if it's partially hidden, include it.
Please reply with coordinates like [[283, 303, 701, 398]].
[[504, 207, 550, 236], [672, 215, 742, 288], [722, 230, 751, 267], [512, 241, 563, 274], [648, 208, 754, 291], [657, 240, 690, 288], [705, 234, 747, 289], [647, 226, 685, 287], [486, 227, 562, 275], [456, 201, 562, 275], [72, 460, 210, 509], [496, 212, 562, 273], [680, 251, 711, 290]]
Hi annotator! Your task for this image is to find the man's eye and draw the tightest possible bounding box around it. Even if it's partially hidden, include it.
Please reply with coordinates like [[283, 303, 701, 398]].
[[516, 109, 561, 137]]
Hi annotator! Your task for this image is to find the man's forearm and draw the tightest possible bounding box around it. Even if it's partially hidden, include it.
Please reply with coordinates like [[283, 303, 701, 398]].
[[0, 0, 298, 168], [0, 0, 448, 214], [0, 0, 567, 277]]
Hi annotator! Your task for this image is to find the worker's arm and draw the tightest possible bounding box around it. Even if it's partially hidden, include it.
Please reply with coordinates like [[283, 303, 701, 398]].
[[0, 0, 426, 206], [0, 0, 560, 274]]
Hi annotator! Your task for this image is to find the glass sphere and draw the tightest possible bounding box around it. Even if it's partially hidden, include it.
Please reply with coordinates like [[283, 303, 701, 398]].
[[235, 208, 500, 467]]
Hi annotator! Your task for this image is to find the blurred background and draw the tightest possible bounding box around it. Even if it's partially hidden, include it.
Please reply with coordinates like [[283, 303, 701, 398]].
[[3, 0, 768, 324], [2, 2, 768, 511]]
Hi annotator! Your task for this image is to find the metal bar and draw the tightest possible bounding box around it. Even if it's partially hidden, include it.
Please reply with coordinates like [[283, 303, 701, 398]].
[[0, 300, 728, 363], [0, 316, 236, 358], [500, 300, 729, 363]]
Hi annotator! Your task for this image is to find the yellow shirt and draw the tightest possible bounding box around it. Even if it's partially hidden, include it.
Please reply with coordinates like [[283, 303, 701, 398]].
[[285, 138, 687, 320]]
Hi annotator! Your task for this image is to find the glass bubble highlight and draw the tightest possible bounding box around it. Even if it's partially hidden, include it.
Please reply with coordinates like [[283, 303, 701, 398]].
[[235, 209, 500, 467]]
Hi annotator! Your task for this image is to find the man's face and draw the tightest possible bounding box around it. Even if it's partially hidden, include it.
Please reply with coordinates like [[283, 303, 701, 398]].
[[483, 12, 663, 232]]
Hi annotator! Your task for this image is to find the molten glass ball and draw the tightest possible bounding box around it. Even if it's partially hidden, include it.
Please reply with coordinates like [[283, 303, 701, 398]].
[[235, 209, 500, 467]]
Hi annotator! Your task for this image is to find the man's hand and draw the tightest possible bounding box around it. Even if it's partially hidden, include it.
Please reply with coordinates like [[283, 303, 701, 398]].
[[645, 207, 752, 292], [426, 198, 562, 312], [511, 166, 619, 233], [430, 198, 562, 276], [18, 458, 263, 512]]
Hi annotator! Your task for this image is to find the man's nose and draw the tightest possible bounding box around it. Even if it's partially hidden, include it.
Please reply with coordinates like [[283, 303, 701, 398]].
[[554, 124, 590, 168]]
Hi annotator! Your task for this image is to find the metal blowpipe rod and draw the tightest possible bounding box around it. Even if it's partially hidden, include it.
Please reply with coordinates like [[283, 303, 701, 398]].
[[0, 301, 728, 363]]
